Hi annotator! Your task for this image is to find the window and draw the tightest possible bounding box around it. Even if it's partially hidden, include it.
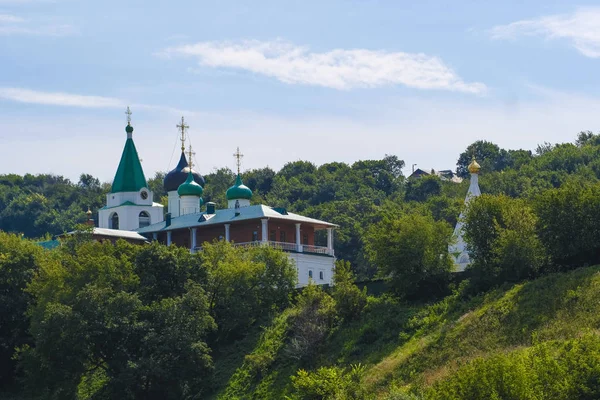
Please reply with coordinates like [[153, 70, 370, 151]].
[[303, 233, 308, 245], [319, 271, 324, 280], [308, 270, 313, 279], [270, 230, 276, 241], [252, 231, 258, 241], [140, 190, 148, 200], [139, 211, 150, 228], [110, 212, 119, 229], [280, 231, 286, 242]]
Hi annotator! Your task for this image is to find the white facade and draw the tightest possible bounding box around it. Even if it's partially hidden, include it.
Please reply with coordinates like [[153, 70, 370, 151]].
[[99, 188, 164, 231], [288, 252, 335, 287], [449, 172, 481, 271], [167, 190, 180, 217], [228, 198, 250, 209], [180, 195, 201, 216]]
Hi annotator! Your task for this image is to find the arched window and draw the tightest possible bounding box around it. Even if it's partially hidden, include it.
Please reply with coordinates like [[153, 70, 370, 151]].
[[459, 254, 470, 264], [139, 211, 150, 228], [110, 212, 119, 230]]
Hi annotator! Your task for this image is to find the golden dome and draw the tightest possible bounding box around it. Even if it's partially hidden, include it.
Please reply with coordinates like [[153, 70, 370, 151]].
[[468, 158, 481, 174]]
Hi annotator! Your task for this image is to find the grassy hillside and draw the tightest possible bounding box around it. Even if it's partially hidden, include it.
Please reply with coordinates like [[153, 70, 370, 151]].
[[211, 265, 600, 399]]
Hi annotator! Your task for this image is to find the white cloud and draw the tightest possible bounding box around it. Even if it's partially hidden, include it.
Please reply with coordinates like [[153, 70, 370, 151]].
[[490, 7, 600, 58], [0, 14, 24, 22], [0, 87, 198, 117], [0, 88, 125, 108], [162, 39, 486, 94]]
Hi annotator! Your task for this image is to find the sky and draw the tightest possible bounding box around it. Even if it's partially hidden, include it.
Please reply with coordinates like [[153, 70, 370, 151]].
[[1, 0, 599, 183]]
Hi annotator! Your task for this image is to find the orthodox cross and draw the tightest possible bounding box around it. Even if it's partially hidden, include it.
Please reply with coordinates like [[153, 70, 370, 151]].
[[125, 106, 132, 125], [176, 116, 189, 152], [187, 144, 196, 169], [233, 147, 243, 174]]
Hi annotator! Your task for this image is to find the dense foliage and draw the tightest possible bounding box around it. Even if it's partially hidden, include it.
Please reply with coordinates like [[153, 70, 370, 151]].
[[4, 130, 600, 398]]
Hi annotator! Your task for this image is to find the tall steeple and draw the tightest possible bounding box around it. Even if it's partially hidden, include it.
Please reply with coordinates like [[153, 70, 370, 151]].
[[110, 107, 148, 193], [98, 108, 164, 231], [449, 157, 482, 271]]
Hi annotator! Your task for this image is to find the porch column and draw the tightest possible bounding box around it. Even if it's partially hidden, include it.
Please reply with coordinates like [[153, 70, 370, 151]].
[[152, 232, 157, 241], [295, 223, 302, 252], [326, 228, 334, 256], [167, 231, 172, 246], [191, 228, 197, 250], [261, 218, 268, 242], [224, 224, 230, 242]]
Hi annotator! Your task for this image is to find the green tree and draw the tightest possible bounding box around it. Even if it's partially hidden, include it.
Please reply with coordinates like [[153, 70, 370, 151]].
[[366, 213, 453, 298], [0, 233, 41, 386], [331, 260, 367, 322], [463, 195, 546, 289]]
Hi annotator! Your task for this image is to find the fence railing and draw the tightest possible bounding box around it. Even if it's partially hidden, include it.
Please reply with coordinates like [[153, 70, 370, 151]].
[[232, 240, 333, 256]]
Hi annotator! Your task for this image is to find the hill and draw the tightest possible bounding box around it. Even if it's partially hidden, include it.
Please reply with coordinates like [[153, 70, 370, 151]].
[[212, 265, 600, 399]]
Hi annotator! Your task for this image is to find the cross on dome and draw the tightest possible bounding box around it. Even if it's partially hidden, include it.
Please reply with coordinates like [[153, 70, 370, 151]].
[[125, 106, 132, 125], [233, 147, 244, 174], [177, 116, 189, 152]]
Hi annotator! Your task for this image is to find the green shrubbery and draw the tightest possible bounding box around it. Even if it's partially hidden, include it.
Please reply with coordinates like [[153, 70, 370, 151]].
[[425, 334, 600, 400]]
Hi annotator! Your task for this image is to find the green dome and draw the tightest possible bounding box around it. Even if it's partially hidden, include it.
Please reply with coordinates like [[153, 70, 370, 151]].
[[226, 174, 253, 200], [125, 124, 134, 134], [178, 171, 204, 197]]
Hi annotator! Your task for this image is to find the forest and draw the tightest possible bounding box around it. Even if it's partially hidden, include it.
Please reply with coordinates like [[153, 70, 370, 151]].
[[3, 131, 600, 399]]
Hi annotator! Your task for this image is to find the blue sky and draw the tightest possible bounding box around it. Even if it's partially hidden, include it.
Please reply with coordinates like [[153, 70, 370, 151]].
[[1, 0, 599, 182]]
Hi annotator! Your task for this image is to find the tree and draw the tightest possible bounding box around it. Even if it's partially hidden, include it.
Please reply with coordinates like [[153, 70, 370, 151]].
[[366, 213, 453, 298], [457, 141, 507, 178], [534, 181, 600, 268], [405, 175, 442, 202], [331, 260, 367, 322], [0, 232, 41, 386], [463, 195, 546, 289]]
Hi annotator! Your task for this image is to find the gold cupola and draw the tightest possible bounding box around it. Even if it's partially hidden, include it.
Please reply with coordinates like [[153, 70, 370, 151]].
[[468, 158, 481, 174]]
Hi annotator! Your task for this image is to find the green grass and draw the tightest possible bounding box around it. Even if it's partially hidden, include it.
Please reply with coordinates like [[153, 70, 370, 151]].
[[211, 265, 600, 399]]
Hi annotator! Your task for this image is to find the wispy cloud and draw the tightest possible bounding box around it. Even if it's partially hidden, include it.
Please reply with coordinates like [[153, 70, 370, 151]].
[[490, 7, 600, 58], [0, 14, 24, 22], [0, 87, 125, 107], [0, 87, 198, 116], [0, 12, 74, 36], [162, 39, 486, 94]]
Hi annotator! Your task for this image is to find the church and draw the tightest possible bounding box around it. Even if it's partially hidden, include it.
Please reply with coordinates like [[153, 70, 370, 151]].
[[448, 158, 481, 271], [97, 109, 337, 287]]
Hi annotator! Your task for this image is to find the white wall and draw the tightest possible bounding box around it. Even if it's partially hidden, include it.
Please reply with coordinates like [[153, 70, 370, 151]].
[[287, 252, 335, 287]]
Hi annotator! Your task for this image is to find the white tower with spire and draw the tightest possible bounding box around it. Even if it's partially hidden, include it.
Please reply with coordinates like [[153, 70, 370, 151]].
[[449, 158, 481, 271]]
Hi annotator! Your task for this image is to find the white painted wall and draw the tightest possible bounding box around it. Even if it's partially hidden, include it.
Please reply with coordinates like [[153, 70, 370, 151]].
[[99, 188, 163, 231], [287, 252, 335, 287]]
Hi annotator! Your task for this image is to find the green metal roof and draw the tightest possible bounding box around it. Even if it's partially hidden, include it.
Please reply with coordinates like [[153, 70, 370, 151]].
[[177, 171, 204, 197], [226, 174, 253, 200], [111, 127, 148, 193]]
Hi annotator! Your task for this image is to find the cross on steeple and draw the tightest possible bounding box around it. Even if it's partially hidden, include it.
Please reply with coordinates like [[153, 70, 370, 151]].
[[187, 144, 196, 169], [233, 147, 243, 175], [176, 116, 189, 152], [125, 106, 132, 125]]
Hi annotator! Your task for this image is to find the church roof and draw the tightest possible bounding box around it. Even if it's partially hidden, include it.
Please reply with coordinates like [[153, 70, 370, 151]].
[[111, 125, 148, 193], [136, 204, 338, 234], [226, 174, 253, 200], [163, 152, 205, 192]]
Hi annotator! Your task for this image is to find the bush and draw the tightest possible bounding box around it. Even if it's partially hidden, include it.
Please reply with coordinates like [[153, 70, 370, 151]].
[[425, 334, 600, 400], [285, 284, 337, 362], [288, 364, 367, 400], [331, 260, 367, 322]]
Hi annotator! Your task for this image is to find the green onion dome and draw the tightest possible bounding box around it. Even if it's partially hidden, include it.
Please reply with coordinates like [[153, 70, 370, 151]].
[[226, 174, 252, 200], [125, 124, 134, 134], [177, 171, 204, 197]]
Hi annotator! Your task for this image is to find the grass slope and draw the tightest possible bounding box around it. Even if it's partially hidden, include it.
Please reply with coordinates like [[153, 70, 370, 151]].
[[214, 265, 600, 398]]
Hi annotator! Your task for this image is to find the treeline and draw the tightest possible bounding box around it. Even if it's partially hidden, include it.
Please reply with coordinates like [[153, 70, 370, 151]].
[[0, 232, 298, 398]]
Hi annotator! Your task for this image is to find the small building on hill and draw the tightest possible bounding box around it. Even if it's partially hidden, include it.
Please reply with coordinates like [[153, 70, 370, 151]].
[[448, 158, 481, 271]]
